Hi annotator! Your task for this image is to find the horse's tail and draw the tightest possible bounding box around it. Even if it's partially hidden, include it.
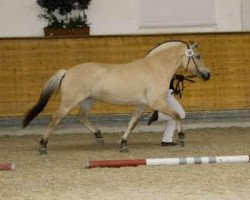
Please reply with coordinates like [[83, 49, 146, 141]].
[[22, 69, 66, 128]]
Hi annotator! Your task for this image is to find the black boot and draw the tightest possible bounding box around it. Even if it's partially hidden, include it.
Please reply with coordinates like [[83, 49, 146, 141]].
[[148, 110, 159, 125], [161, 142, 178, 146]]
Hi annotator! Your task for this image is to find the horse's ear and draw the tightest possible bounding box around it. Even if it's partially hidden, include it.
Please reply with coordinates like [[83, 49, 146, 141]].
[[189, 41, 198, 49]]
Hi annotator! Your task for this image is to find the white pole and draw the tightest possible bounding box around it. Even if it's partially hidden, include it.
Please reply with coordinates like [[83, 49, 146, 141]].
[[146, 155, 250, 166]]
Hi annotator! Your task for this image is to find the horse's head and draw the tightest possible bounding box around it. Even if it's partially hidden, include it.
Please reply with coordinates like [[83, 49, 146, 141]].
[[181, 41, 211, 81]]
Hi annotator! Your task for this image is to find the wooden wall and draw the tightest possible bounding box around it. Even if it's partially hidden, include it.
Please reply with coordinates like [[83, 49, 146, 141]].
[[0, 33, 250, 117]]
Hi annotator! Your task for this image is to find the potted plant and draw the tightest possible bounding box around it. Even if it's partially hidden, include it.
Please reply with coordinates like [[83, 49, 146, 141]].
[[37, 0, 92, 37]]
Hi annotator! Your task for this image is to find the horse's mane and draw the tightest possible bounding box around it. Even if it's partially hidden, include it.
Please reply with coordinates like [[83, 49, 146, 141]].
[[146, 40, 188, 57]]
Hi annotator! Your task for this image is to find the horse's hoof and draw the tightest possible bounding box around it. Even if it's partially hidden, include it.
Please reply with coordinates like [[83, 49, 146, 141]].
[[120, 146, 129, 153], [177, 139, 185, 147], [94, 130, 104, 145], [96, 137, 105, 145], [178, 132, 185, 147], [120, 139, 129, 153], [39, 147, 47, 155]]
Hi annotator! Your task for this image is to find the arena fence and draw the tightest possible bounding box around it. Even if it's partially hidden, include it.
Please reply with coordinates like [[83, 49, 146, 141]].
[[0, 32, 250, 117]]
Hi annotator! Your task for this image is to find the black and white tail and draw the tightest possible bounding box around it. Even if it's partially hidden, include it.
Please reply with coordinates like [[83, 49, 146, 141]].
[[22, 69, 66, 128]]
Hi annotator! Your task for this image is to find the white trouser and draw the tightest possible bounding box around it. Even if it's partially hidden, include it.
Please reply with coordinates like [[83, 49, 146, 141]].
[[158, 89, 186, 143]]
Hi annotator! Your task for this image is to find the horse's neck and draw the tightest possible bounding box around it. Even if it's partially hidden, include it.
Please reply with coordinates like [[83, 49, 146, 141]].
[[147, 45, 185, 78]]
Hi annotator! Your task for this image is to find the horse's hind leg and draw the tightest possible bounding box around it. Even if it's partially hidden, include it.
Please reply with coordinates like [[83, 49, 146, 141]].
[[120, 105, 146, 153], [78, 98, 104, 145], [39, 104, 72, 155]]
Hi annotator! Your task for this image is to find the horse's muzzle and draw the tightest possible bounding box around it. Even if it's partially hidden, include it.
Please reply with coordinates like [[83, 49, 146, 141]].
[[202, 72, 210, 80], [198, 71, 211, 81]]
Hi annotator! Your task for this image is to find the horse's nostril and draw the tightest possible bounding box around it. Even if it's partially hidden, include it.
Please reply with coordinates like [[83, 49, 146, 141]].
[[203, 73, 210, 80], [206, 72, 211, 80]]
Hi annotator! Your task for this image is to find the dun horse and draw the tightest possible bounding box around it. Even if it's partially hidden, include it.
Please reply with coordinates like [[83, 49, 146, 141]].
[[23, 40, 211, 154]]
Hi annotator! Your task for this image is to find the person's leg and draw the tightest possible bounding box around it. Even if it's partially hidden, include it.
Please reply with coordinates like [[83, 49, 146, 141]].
[[147, 90, 185, 146], [162, 120, 176, 143], [148, 91, 185, 124], [147, 108, 172, 126], [161, 90, 185, 145]]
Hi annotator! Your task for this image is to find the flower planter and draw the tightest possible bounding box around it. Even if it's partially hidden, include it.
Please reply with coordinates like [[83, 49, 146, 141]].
[[43, 27, 90, 37]]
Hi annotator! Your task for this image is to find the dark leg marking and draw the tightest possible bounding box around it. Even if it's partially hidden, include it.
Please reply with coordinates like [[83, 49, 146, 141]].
[[39, 138, 48, 155], [94, 129, 104, 145], [120, 139, 129, 153], [177, 132, 185, 147]]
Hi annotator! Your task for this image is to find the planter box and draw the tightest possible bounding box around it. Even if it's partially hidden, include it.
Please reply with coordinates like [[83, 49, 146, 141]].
[[44, 27, 90, 37]]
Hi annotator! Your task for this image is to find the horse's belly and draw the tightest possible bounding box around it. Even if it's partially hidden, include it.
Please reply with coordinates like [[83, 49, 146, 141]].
[[91, 71, 148, 105], [100, 97, 147, 105], [93, 90, 147, 105]]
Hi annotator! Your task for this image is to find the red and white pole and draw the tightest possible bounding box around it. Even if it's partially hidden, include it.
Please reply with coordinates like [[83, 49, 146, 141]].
[[85, 155, 250, 169], [85, 159, 146, 168], [0, 163, 15, 171]]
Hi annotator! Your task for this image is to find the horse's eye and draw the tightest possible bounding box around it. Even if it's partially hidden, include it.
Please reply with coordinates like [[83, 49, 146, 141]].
[[196, 55, 201, 59]]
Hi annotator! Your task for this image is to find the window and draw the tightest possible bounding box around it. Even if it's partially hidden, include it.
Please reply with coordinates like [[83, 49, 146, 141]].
[[140, 0, 216, 28]]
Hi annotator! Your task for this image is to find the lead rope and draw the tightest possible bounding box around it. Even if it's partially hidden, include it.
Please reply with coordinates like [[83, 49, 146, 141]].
[[172, 75, 196, 99]]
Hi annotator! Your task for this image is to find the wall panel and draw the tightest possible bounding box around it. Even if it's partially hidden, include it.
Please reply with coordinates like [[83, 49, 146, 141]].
[[0, 33, 249, 117]]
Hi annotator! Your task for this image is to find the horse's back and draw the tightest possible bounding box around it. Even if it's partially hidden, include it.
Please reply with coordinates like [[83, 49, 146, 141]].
[[62, 61, 150, 105]]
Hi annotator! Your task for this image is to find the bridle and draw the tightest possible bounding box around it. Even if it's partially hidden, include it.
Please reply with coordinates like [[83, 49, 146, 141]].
[[146, 40, 201, 75], [184, 44, 200, 75]]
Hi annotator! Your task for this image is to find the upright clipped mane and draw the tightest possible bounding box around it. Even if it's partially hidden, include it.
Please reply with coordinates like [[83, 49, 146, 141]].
[[146, 40, 189, 57]]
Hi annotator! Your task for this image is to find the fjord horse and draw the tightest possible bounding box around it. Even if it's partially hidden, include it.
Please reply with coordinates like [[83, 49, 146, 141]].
[[23, 40, 210, 154]]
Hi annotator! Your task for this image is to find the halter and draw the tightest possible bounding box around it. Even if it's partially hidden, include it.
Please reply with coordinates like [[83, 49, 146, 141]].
[[184, 44, 199, 74]]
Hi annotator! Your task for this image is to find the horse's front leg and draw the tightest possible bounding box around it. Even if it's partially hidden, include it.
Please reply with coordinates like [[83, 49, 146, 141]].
[[120, 106, 146, 153], [176, 121, 185, 147], [150, 100, 185, 147]]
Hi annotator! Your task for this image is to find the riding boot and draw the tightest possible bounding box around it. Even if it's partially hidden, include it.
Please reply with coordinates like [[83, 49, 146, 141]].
[[147, 110, 158, 125]]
